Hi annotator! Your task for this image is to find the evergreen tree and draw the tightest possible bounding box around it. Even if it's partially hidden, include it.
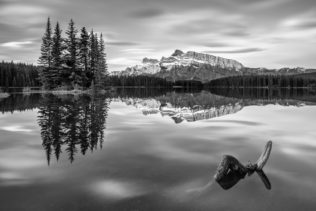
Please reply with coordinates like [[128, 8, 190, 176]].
[[52, 22, 63, 68], [65, 19, 83, 88], [94, 33, 100, 69], [89, 30, 97, 74], [65, 19, 78, 71], [94, 33, 107, 89], [35, 18, 110, 90], [38, 17, 53, 68], [79, 27, 89, 72], [98, 33, 107, 74], [79, 27, 90, 87]]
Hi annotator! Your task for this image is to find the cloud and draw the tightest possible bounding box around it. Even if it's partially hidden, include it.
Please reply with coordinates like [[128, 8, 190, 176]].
[[0, 4, 50, 26], [107, 41, 139, 46], [292, 20, 316, 30], [120, 48, 155, 54], [1, 41, 33, 48], [164, 11, 248, 38], [224, 29, 250, 37], [129, 8, 165, 18], [201, 41, 231, 48], [0, 125, 32, 132], [203, 48, 264, 54], [1, 0, 316, 69], [108, 57, 140, 65], [281, 11, 316, 31]]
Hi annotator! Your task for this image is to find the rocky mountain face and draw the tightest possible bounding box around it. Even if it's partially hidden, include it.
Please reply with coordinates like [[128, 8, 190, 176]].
[[159, 50, 243, 71], [117, 57, 161, 76], [113, 50, 243, 82], [112, 50, 316, 82]]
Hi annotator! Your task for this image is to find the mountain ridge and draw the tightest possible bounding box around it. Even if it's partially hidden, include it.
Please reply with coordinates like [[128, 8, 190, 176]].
[[111, 50, 316, 82]]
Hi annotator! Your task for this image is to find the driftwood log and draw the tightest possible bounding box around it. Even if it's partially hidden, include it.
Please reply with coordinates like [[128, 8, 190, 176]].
[[214, 141, 272, 190]]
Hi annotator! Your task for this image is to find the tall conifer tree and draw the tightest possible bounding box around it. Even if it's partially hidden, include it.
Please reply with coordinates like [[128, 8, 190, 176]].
[[65, 19, 78, 71], [79, 27, 89, 72], [89, 30, 96, 74], [98, 33, 107, 74], [52, 22, 62, 68], [38, 17, 52, 68]]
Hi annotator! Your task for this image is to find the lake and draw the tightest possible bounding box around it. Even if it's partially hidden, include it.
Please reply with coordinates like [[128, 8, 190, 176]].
[[0, 88, 316, 211]]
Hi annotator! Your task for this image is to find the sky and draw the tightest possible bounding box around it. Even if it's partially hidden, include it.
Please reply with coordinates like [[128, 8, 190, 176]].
[[0, 0, 316, 71]]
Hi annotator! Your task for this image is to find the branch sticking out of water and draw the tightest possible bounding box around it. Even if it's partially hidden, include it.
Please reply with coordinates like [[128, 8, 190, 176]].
[[256, 140, 272, 171]]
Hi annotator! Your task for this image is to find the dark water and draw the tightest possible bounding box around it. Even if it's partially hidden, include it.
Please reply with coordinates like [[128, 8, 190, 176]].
[[0, 88, 316, 211]]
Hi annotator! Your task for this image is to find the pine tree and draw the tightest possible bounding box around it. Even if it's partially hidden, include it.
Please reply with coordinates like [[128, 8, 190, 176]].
[[79, 27, 89, 72], [65, 19, 82, 88], [44, 22, 63, 88], [38, 17, 53, 68], [98, 33, 107, 74], [36, 18, 110, 90], [65, 19, 78, 71], [52, 22, 62, 68], [79, 27, 89, 87], [94, 33, 100, 69], [94, 33, 107, 89], [89, 30, 97, 76]]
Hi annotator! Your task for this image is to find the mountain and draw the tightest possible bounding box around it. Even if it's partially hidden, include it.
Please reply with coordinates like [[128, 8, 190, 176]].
[[112, 50, 316, 82], [112, 57, 160, 76], [159, 50, 243, 71]]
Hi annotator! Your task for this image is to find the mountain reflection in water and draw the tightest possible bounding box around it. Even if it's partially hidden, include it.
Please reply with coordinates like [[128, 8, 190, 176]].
[[114, 88, 316, 124], [0, 88, 315, 164]]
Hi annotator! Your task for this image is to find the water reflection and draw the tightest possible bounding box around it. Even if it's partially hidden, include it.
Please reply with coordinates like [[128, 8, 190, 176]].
[[114, 88, 316, 123], [0, 88, 315, 164], [37, 94, 110, 164], [0, 89, 316, 210], [0, 93, 41, 114]]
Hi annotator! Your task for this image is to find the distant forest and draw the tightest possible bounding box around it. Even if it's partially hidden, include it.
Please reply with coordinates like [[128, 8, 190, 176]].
[[206, 74, 316, 88], [0, 61, 40, 87], [2, 64, 316, 89]]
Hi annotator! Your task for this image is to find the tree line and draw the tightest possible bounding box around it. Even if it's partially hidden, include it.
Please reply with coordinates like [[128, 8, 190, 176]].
[[107, 75, 174, 87], [206, 74, 316, 88], [38, 18, 107, 90], [0, 61, 41, 87], [208, 87, 316, 102]]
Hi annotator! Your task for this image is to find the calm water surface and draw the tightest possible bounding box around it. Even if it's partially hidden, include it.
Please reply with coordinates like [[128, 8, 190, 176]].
[[0, 89, 316, 211]]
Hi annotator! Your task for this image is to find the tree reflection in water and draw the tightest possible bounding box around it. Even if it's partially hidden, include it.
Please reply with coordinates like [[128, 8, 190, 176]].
[[37, 94, 110, 164], [1, 88, 315, 165]]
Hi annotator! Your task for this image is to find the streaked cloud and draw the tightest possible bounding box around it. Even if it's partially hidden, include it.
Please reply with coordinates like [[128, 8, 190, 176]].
[[108, 57, 139, 65], [1, 41, 33, 48], [107, 41, 139, 46], [203, 48, 264, 54], [0, 125, 32, 132], [129, 8, 165, 18], [120, 48, 154, 54], [201, 41, 230, 48]]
